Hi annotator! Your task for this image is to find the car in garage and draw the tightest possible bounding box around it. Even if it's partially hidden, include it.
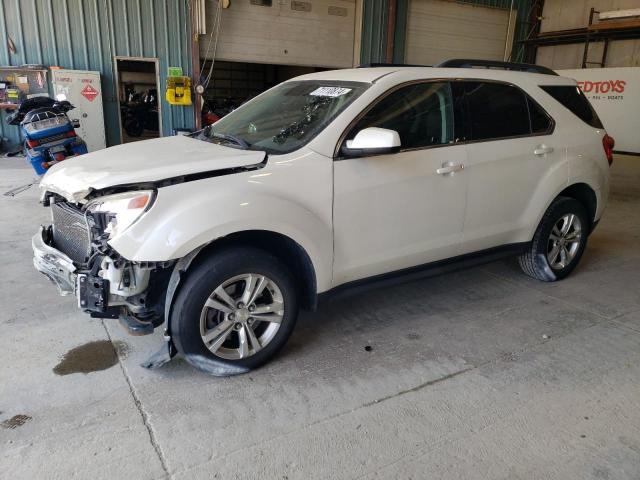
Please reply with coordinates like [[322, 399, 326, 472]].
[[32, 60, 612, 374]]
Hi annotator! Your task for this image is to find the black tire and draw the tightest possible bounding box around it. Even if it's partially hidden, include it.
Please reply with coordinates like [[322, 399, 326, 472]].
[[518, 196, 589, 282], [124, 118, 144, 137], [171, 247, 299, 374]]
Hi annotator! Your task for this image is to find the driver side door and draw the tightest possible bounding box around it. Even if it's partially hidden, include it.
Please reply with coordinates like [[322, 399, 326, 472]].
[[332, 81, 468, 285]]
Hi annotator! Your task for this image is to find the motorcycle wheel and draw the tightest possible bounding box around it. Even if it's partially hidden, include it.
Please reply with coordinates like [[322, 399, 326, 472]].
[[124, 118, 144, 137]]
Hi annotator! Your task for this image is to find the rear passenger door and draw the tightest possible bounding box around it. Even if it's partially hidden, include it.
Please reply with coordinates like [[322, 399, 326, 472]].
[[456, 81, 562, 253]]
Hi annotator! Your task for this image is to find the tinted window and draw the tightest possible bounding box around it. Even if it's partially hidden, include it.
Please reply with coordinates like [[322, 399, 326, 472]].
[[540, 85, 603, 129], [347, 82, 456, 149], [528, 97, 553, 134], [461, 82, 531, 140]]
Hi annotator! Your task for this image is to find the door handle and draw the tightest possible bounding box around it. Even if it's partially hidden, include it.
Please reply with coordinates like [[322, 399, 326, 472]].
[[436, 163, 464, 175], [534, 145, 554, 156]]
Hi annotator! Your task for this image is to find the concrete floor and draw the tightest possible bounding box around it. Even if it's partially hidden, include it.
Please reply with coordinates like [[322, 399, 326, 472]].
[[1, 154, 639, 480]]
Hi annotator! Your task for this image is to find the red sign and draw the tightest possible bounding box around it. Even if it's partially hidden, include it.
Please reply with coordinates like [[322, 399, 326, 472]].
[[577, 80, 626, 94], [81, 84, 99, 102]]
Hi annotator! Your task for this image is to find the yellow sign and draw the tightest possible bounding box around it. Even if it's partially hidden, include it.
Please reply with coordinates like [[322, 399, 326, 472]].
[[166, 76, 192, 106]]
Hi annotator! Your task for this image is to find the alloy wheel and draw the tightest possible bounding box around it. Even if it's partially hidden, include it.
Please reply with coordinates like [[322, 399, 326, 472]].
[[547, 213, 582, 270], [199, 274, 284, 360]]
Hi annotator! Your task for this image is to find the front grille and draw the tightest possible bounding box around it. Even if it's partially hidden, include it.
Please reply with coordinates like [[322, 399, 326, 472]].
[[51, 202, 92, 264]]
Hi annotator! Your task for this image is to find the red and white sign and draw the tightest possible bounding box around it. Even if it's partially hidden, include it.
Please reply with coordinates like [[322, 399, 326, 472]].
[[81, 84, 99, 102], [52, 69, 106, 152], [557, 67, 640, 153]]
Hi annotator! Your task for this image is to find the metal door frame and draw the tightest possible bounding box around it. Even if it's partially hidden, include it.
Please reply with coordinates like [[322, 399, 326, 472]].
[[113, 56, 162, 144]]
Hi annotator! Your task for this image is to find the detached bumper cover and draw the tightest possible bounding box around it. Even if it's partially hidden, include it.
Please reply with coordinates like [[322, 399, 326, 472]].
[[32, 226, 76, 296]]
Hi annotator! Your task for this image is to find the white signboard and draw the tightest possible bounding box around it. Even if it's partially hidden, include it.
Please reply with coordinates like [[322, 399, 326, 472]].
[[557, 67, 640, 153], [52, 69, 106, 152]]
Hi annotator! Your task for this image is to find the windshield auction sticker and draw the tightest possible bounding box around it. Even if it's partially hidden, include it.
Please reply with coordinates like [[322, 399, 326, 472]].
[[310, 86, 352, 97]]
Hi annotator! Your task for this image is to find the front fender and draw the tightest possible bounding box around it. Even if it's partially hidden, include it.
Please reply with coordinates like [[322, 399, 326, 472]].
[[108, 171, 334, 292]]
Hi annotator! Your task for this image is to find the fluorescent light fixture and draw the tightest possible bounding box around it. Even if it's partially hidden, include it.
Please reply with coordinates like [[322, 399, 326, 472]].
[[599, 8, 640, 21]]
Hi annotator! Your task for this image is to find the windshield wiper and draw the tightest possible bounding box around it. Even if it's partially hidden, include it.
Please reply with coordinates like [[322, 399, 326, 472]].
[[212, 131, 250, 150], [189, 125, 211, 140]]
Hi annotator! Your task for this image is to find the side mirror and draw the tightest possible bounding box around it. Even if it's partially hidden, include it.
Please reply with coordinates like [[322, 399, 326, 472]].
[[342, 127, 401, 157]]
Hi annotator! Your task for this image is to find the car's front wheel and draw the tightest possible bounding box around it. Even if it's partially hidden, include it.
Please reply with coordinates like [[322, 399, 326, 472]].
[[171, 247, 298, 373], [519, 196, 589, 282]]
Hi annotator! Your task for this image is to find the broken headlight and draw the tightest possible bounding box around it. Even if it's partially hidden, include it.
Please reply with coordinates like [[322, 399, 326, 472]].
[[86, 190, 155, 239]]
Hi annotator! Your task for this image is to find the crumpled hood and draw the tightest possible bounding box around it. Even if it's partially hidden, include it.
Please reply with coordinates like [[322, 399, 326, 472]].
[[40, 135, 266, 202]]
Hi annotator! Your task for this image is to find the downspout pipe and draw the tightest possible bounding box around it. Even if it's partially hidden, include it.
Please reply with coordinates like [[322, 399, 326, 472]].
[[504, 0, 515, 61]]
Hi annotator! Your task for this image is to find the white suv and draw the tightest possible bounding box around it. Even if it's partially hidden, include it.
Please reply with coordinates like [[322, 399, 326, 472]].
[[33, 60, 612, 374]]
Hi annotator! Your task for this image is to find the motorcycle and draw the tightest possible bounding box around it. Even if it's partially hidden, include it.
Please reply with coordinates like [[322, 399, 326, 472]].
[[202, 97, 241, 126], [121, 89, 159, 137], [6, 95, 88, 175]]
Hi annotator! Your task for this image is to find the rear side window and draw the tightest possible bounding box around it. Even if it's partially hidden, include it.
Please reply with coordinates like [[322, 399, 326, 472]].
[[540, 85, 603, 129], [528, 97, 553, 134], [459, 82, 531, 141]]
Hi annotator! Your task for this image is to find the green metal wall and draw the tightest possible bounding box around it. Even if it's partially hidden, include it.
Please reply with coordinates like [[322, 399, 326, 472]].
[[361, 0, 535, 65], [0, 0, 195, 150], [360, 0, 410, 65], [360, 0, 390, 64]]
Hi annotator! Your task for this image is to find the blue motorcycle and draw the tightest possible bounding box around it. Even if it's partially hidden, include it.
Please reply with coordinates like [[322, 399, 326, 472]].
[[6, 96, 88, 175]]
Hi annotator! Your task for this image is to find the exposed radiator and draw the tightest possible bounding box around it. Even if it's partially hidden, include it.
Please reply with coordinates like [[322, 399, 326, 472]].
[[51, 202, 92, 264]]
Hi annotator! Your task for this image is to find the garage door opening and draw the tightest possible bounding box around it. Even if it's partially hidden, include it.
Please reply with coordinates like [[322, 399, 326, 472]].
[[405, 0, 517, 65], [199, 60, 325, 126], [115, 57, 161, 143]]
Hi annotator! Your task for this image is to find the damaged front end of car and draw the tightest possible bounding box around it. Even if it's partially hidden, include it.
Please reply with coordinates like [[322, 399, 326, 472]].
[[33, 189, 175, 337]]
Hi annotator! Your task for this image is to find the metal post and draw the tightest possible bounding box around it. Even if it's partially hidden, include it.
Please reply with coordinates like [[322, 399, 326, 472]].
[[190, 0, 202, 130], [601, 38, 609, 67], [385, 0, 397, 63], [582, 36, 590, 68], [581, 7, 600, 68], [588, 7, 596, 26]]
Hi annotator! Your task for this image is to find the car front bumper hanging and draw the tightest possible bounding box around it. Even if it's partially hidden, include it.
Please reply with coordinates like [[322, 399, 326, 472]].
[[32, 226, 76, 296]]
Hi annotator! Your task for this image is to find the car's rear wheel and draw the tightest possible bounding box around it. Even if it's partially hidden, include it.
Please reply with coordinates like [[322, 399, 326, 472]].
[[171, 247, 298, 373], [519, 197, 589, 282]]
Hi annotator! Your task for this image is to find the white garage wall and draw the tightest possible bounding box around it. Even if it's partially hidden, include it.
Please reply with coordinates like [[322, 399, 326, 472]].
[[539, 0, 640, 33], [404, 0, 516, 66], [536, 0, 640, 69], [537, 40, 640, 70], [200, 0, 357, 68]]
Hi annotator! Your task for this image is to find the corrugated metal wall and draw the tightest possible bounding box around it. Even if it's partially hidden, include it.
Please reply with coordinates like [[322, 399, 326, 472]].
[[359, 0, 391, 64], [361, 0, 535, 64], [0, 0, 194, 149]]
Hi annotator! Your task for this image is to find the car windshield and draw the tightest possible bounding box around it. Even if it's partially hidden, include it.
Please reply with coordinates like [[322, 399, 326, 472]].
[[199, 80, 369, 154]]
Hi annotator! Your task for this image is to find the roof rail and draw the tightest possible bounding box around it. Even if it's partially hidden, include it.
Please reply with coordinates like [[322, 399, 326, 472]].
[[357, 63, 430, 68], [435, 59, 558, 76]]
